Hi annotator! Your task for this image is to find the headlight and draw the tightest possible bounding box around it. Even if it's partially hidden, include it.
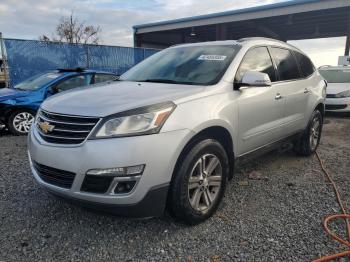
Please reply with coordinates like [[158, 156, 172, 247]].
[[335, 90, 350, 98], [2, 99, 17, 105], [91, 101, 176, 138]]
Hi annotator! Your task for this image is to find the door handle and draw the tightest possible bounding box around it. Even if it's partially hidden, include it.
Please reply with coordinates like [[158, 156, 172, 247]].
[[275, 93, 283, 100], [304, 88, 309, 94]]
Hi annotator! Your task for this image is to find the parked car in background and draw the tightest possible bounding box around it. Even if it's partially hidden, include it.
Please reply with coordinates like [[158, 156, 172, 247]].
[[318, 65, 350, 113], [0, 68, 117, 135], [28, 38, 326, 224]]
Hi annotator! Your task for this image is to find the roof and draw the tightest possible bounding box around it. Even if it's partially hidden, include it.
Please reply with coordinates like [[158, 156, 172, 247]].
[[239, 37, 302, 51], [170, 40, 240, 48], [133, 0, 350, 34], [170, 38, 302, 52]]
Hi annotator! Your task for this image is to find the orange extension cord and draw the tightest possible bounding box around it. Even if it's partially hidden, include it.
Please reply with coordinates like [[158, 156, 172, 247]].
[[312, 152, 350, 262]]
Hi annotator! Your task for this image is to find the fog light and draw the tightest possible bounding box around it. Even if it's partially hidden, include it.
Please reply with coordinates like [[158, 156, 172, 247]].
[[114, 181, 137, 194], [86, 164, 145, 177]]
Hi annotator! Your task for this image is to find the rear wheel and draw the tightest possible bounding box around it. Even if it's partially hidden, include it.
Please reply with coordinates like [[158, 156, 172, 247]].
[[294, 109, 323, 156], [168, 139, 229, 224], [7, 110, 35, 135]]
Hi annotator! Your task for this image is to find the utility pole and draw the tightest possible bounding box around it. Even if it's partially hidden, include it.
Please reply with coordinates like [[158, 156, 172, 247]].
[[345, 14, 350, 56]]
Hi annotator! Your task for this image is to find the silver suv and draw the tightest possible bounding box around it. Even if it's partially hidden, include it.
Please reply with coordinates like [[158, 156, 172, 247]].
[[28, 38, 326, 224]]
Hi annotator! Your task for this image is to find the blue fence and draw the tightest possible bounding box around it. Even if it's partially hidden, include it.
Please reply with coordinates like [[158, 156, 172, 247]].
[[4, 39, 158, 86]]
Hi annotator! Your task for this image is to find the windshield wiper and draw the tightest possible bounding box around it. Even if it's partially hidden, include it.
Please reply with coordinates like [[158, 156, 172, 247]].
[[141, 79, 179, 84], [139, 79, 198, 85]]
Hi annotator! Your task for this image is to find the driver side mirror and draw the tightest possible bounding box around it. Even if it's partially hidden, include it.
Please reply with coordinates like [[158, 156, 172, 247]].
[[238, 71, 272, 88], [47, 86, 59, 97]]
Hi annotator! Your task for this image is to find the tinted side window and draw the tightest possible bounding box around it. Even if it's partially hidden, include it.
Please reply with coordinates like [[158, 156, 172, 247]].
[[270, 48, 300, 81], [235, 47, 276, 83], [56, 75, 88, 92], [94, 74, 117, 84], [294, 52, 315, 77]]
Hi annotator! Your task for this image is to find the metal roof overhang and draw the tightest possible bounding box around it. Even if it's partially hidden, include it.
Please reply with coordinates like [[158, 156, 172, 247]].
[[133, 0, 350, 48]]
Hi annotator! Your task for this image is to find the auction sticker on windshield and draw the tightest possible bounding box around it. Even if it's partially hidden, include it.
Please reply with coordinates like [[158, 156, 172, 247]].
[[198, 55, 227, 61]]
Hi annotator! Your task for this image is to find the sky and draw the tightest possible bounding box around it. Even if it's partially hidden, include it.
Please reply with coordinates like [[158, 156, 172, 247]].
[[0, 0, 346, 67]]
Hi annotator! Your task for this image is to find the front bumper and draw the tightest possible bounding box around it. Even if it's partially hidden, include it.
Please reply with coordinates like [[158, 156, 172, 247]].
[[325, 97, 350, 112], [28, 127, 194, 217]]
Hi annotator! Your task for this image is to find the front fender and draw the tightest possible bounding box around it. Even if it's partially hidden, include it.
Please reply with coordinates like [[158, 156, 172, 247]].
[[162, 91, 238, 155]]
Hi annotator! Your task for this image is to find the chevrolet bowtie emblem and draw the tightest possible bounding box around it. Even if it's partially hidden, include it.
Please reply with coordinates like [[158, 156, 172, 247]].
[[39, 121, 55, 134]]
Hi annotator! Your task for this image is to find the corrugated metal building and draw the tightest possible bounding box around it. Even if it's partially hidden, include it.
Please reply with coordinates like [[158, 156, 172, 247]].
[[133, 0, 350, 55]]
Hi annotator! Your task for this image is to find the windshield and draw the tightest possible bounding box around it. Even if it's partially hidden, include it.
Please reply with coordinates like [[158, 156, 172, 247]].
[[120, 45, 241, 86], [319, 69, 350, 83], [14, 72, 63, 91]]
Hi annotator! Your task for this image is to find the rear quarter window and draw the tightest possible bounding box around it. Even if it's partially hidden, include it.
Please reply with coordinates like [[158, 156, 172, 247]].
[[294, 52, 315, 78]]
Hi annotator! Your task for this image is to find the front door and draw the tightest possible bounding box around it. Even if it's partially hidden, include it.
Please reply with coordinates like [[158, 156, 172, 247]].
[[235, 46, 285, 155]]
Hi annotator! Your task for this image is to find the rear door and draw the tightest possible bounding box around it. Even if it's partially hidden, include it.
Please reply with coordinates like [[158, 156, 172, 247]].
[[270, 47, 311, 135], [236, 46, 285, 155]]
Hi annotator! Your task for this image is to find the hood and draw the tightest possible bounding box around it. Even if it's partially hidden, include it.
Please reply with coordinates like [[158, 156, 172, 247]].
[[0, 88, 31, 102], [326, 83, 350, 95], [42, 81, 206, 117]]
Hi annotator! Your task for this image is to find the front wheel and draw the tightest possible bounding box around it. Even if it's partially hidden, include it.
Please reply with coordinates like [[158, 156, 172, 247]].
[[168, 139, 229, 224], [7, 110, 35, 135], [294, 109, 323, 156]]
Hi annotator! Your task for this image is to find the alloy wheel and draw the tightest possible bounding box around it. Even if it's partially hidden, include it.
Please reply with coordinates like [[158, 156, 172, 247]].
[[187, 153, 222, 213], [13, 112, 34, 133], [309, 116, 321, 151]]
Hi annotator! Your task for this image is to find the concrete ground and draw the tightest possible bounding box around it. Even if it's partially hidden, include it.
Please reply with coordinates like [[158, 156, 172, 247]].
[[0, 115, 349, 261]]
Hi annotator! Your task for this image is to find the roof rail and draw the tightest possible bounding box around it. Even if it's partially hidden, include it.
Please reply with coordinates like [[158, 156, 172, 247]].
[[237, 37, 286, 43], [237, 37, 306, 53]]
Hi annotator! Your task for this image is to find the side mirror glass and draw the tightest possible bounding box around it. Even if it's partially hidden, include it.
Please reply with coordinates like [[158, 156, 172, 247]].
[[240, 71, 272, 88], [47, 86, 59, 96]]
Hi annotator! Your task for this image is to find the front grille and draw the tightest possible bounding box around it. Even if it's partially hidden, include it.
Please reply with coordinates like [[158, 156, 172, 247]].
[[325, 104, 347, 110], [81, 175, 114, 194], [326, 94, 337, 98], [33, 161, 76, 189], [36, 110, 100, 145]]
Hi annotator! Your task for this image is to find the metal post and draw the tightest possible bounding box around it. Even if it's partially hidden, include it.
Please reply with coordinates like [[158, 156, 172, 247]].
[[86, 44, 90, 69], [345, 35, 350, 56], [134, 31, 142, 48], [216, 24, 227, 40], [0, 32, 10, 88], [345, 14, 350, 56]]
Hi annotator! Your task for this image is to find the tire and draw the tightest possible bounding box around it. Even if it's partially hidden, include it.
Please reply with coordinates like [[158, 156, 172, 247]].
[[7, 110, 35, 135], [168, 139, 229, 225], [294, 109, 323, 156]]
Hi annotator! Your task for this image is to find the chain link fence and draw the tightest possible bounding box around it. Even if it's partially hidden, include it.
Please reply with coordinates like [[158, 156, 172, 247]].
[[3, 38, 158, 86]]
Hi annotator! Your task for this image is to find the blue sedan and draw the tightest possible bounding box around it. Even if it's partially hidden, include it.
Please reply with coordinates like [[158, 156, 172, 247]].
[[0, 68, 117, 135]]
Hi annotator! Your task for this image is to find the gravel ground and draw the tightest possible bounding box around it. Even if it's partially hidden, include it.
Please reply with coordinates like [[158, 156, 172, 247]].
[[0, 115, 349, 262]]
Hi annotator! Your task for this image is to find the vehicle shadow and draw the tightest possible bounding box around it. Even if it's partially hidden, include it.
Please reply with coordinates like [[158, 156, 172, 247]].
[[0, 125, 10, 136], [325, 112, 350, 119]]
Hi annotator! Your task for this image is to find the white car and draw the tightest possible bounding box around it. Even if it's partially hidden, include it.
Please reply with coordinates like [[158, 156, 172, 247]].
[[28, 38, 326, 224], [319, 65, 350, 112]]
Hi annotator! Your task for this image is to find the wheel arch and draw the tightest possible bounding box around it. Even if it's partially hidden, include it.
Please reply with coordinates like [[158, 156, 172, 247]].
[[314, 102, 325, 118], [4, 106, 37, 120], [172, 125, 235, 183]]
